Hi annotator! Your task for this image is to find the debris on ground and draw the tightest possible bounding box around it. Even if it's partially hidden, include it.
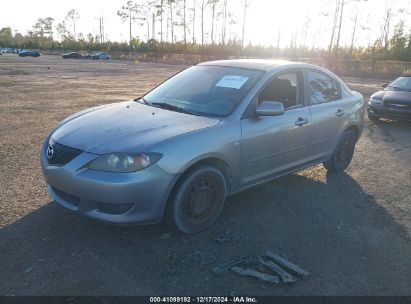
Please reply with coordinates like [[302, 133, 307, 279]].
[[165, 249, 182, 276], [167, 249, 177, 266], [187, 251, 216, 267], [257, 256, 296, 283], [213, 230, 234, 243], [363, 192, 375, 201], [265, 251, 309, 278], [158, 232, 172, 241], [213, 256, 251, 275], [213, 251, 309, 286], [167, 268, 180, 276], [231, 266, 280, 284]]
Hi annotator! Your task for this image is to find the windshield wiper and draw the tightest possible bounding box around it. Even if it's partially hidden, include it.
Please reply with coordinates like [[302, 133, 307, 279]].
[[152, 102, 195, 115], [134, 96, 152, 105]]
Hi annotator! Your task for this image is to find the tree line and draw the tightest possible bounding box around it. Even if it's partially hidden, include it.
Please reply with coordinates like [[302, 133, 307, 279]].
[[0, 0, 410, 62], [115, 0, 244, 46]]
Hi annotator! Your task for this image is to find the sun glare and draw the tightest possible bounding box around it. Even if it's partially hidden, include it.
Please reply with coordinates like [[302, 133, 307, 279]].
[[0, 0, 410, 48]]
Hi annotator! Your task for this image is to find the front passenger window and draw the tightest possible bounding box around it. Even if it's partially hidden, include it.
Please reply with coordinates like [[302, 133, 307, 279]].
[[258, 73, 300, 109], [307, 70, 341, 105]]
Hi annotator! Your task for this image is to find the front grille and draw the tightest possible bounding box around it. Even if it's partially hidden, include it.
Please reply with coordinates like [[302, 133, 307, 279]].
[[46, 141, 83, 166]]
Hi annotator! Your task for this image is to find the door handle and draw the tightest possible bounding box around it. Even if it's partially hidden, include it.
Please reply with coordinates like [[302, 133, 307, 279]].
[[295, 117, 309, 127], [335, 109, 345, 117]]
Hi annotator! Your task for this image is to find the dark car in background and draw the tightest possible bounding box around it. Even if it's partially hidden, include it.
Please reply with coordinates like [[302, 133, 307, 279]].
[[368, 75, 411, 122], [62, 52, 83, 59], [18, 50, 41, 57]]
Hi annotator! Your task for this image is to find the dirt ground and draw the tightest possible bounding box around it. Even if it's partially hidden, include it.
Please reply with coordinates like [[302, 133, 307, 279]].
[[0, 55, 410, 296]]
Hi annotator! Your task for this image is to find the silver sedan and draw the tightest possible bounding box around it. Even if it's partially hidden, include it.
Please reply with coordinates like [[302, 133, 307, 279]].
[[41, 60, 365, 233]]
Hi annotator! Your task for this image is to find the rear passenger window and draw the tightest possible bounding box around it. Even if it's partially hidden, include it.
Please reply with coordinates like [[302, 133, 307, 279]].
[[307, 70, 341, 105]]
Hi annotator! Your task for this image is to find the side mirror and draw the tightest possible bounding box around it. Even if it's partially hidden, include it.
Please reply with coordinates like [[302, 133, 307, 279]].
[[256, 101, 285, 116], [381, 83, 388, 88]]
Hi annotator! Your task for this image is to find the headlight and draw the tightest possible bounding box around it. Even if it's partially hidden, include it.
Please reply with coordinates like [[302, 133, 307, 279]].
[[88, 152, 162, 173], [369, 98, 383, 105]]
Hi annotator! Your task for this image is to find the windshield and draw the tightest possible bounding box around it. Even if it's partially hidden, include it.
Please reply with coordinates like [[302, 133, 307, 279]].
[[143, 65, 263, 117], [388, 77, 411, 91]]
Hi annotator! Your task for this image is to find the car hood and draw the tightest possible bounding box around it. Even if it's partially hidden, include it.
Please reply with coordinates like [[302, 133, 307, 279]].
[[52, 101, 221, 154], [371, 90, 411, 103]]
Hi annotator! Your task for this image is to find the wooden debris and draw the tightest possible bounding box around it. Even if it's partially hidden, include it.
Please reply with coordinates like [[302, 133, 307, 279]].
[[265, 251, 309, 278], [231, 266, 280, 284], [212, 256, 251, 275], [257, 256, 297, 283], [213, 251, 308, 286]]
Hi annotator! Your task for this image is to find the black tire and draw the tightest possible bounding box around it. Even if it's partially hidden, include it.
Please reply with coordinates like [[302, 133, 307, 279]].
[[165, 165, 227, 234], [323, 129, 357, 173]]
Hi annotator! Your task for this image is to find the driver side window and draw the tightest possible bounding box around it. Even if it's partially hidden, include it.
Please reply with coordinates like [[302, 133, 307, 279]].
[[258, 72, 301, 110]]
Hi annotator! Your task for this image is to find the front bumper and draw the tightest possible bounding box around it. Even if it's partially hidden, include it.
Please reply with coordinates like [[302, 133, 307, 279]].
[[40, 139, 178, 225], [368, 103, 411, 121]]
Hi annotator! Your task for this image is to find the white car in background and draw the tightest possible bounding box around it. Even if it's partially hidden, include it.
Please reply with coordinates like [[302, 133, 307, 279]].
[[86, 52, 110, 60]]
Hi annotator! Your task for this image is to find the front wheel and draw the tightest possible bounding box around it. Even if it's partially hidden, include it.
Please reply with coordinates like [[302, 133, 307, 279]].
[[323, 129, 357, 173], [165, 165, 227, 234]]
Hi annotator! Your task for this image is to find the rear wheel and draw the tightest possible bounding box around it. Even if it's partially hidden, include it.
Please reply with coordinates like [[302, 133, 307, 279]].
[[165, 165, 227, 234], [323, 129, 357, 173]]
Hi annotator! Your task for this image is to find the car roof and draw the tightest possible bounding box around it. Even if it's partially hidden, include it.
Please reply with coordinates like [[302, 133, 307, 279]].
[[198, 59, 301, 71]]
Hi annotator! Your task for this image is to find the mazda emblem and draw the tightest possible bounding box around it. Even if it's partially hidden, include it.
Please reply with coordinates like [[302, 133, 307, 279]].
[[46, 144, 54, 159]]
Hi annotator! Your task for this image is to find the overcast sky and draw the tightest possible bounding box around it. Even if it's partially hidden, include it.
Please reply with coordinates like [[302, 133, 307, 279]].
[[1, 0, 410, 48]]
